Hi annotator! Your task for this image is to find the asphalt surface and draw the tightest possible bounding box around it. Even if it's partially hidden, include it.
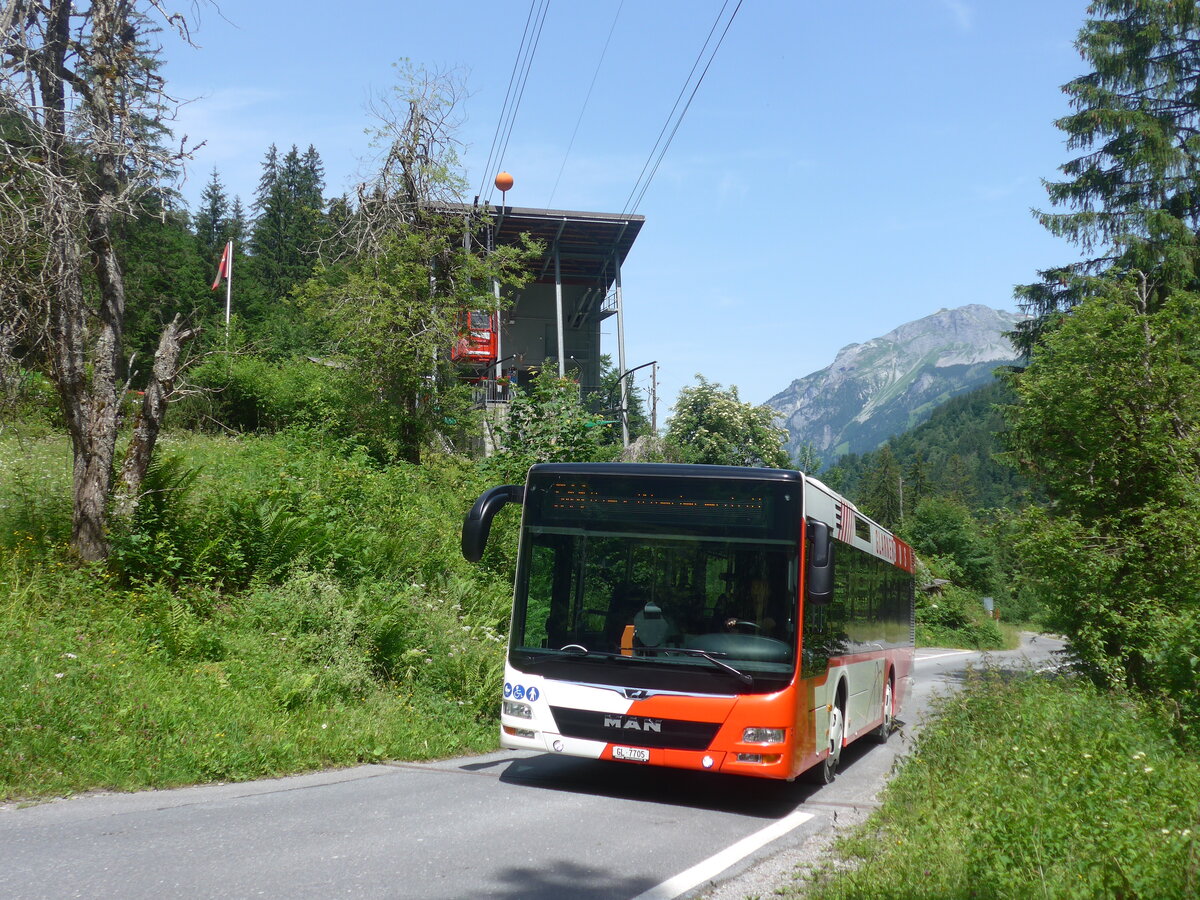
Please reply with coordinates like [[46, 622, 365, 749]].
[[0, 633, 1065, 900]]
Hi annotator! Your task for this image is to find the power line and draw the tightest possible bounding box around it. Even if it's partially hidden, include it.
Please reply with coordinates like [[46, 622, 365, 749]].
[[547, 0, 625, 208], [478, 0, 551, 205], [475, 1, 536, 201], [491, 0, 550, 204], [476, 0, 550, 202], [621, 0, 744, 217]]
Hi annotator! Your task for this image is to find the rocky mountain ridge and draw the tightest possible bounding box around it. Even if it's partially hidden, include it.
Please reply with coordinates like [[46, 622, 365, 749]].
[[765, 304, 1023, 464]]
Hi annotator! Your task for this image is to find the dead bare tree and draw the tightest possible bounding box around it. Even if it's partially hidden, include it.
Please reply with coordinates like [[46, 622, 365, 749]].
[[339, 62, 473, 260], [0, 1, 199, 560]]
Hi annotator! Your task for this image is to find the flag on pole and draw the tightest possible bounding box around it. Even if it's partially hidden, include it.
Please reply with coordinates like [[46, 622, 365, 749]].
[[211, 242, 231, 291]]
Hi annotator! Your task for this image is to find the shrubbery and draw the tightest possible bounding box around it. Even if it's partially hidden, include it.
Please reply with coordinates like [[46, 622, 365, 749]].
[[177, 356, 407, 461]]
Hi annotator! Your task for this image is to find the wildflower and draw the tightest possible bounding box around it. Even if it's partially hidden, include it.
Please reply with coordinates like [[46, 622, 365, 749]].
[[1143, 766, 1154, 773], [54, 672, 65, 678], [321, 723, 328, 730]]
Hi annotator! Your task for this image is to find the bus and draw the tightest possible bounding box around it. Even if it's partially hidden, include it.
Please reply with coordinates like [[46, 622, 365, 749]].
[[461, 462, 915, 783]]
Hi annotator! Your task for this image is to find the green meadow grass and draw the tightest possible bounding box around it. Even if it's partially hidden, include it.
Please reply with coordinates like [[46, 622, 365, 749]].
[[794, 672, 1200, 899], [0, 430, 513, 801]]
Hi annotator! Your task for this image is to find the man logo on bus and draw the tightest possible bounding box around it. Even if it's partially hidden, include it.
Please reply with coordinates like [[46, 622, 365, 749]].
[[604, 715, 663, 733]]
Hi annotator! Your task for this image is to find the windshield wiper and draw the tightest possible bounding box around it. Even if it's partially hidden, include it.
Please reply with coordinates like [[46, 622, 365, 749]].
[[635, 647, 754, 686], [517, 645, 652, 666]]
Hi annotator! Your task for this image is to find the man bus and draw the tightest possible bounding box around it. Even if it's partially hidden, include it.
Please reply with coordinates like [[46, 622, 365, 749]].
[[462, 462, 914, 783]]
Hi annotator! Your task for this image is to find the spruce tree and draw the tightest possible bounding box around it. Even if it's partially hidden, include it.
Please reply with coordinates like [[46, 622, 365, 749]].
[[1015, 0, 1200, 352], [228, 196, 249, 246], [193, 168, 229, 263], [860, 446, 903, 528], [250, 143, 327, 299]]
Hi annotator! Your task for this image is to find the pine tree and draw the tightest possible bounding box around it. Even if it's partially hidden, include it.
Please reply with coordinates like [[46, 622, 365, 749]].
[[905, 451, 930, 509], [193, 168, 229, 263], [794, 442, 823, 475], [253, 144, 280, 216], [250, 143, 327, 299], [860, 446, 903, 528], [228, 196, 249, 246], [1015, 0, 1200, 352]]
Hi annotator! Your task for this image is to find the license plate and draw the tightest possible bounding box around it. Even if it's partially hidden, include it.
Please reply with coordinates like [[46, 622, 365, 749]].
[[612, 745, 650, 763]]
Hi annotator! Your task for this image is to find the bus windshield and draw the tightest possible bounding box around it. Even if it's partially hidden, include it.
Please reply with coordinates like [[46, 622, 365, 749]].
[[510, 471, 801, 694]]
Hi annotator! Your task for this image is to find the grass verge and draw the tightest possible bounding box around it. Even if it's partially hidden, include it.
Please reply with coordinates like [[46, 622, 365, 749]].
[[0, 430, 515, 802], [0, 556, 504, 800], [790, 672, 1200, 899]]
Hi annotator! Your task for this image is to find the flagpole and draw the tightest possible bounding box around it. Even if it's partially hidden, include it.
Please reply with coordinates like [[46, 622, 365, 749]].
[[224, 240, 233, 327]]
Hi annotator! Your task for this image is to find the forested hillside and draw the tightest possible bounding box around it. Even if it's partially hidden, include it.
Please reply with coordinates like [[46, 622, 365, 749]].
[[823, 376, 1031, 513]]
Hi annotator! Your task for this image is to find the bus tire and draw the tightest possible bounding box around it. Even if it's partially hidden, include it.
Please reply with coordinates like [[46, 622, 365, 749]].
[[806, 689, 845, 785], [870, 677, 894, 744]]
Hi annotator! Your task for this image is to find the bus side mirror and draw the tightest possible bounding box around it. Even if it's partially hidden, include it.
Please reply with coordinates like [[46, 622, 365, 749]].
[[806, 519, 834, 605], [462, 484, 524, 562]]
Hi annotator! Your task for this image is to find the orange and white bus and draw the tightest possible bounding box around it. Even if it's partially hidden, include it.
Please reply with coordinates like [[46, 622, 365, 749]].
[[462, 462, 914, 783]]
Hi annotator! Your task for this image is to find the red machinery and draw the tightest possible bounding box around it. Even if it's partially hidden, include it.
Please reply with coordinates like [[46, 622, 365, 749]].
[[452, 310, 499, 366]]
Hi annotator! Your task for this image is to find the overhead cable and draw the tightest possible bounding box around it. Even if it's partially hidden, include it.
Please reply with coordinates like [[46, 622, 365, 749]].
[[477, 0, 551, 206], [547, 0, 625, 208], [621, 0, 744, 217]]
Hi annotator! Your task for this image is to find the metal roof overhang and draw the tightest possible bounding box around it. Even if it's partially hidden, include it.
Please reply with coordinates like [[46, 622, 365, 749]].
[[437, 202, 645, 287]]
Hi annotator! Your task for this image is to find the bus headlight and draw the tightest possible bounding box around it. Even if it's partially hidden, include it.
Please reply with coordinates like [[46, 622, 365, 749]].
[[503, 700, 533, 719], [742, 727, 785, 744]]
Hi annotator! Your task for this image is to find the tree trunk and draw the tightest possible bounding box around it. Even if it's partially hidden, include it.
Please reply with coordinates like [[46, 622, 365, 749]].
[[45, 219, 120, 563], [114, 314, 199, 518]]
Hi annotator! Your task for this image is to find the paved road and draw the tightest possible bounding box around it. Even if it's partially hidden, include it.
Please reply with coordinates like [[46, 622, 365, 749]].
[[0, 635, 1064, 900]]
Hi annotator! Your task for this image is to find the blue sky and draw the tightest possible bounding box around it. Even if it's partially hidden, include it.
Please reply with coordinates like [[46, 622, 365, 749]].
[[161, 0, 1090, 414]]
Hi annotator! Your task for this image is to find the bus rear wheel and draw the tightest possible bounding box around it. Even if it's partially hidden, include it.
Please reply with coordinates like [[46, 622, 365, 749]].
[[870, 679, 894, 744]]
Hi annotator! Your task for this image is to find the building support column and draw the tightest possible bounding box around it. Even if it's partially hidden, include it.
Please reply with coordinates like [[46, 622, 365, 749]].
[[554, 244, 566, 378], [615, 259, 629, 447], [493, 277, 502, 382]]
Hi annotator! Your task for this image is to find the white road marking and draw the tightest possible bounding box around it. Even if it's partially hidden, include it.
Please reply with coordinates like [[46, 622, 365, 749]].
[[1036, 662, 1069, 674], [915, 650, 975, 661], [630, 808, 817, 900]]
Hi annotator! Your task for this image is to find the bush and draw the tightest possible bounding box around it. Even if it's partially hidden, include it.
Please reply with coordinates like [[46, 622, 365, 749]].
[[103, 432, 513, 595], [904, 497, 997, 594], [487, 365, 617, 483], [914, 556, 1008, 649], [177, 355, 401, 460], [0, 369, 62, 434]]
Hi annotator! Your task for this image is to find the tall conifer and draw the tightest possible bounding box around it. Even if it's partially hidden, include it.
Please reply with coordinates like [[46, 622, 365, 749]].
[[1015, 0, 1200, 352], [250, 143, 327, 299], [193, 167, 229, 262]]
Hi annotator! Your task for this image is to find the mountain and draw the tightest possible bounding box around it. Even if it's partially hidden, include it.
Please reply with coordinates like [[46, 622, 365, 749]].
[[765, 304, 1023, 465]]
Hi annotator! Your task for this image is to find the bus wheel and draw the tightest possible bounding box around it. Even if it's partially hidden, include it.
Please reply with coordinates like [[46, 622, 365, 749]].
[[807, 698, 845, 785], [870, 679, 894, 744]]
